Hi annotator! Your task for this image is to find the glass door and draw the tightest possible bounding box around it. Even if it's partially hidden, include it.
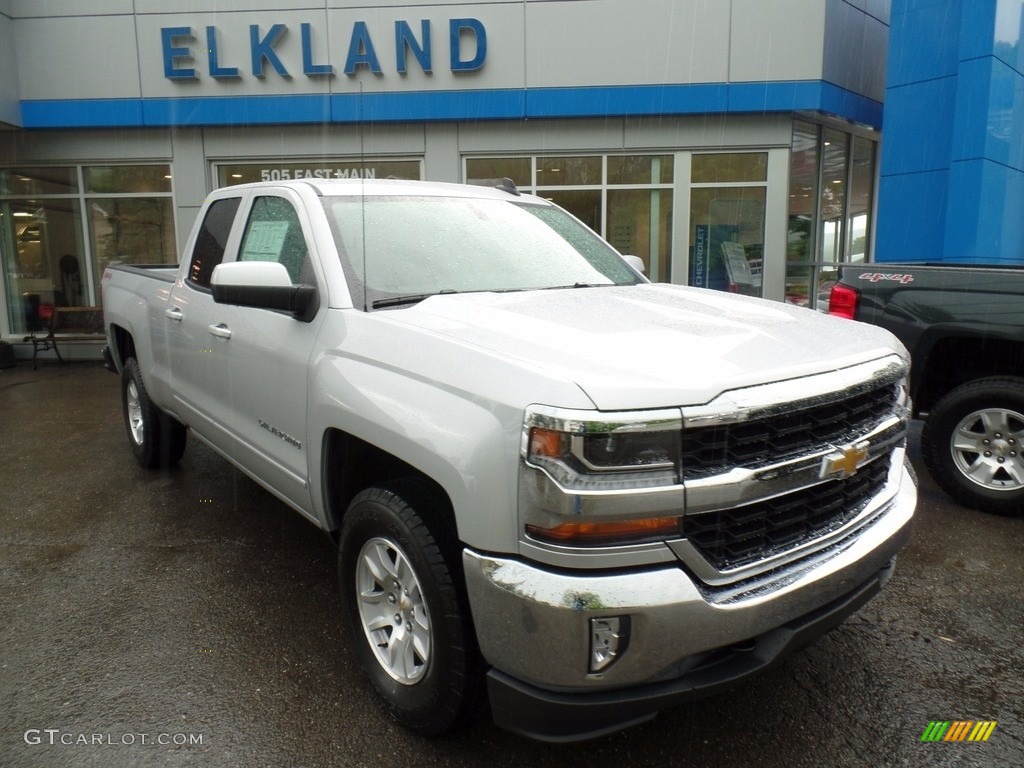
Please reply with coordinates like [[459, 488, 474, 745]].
[[785, 120, 878, 310], [688, 153, 768, 297]]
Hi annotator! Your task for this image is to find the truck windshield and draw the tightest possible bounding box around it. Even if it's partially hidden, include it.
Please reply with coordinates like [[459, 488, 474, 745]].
[[321, 195, 643, 309]]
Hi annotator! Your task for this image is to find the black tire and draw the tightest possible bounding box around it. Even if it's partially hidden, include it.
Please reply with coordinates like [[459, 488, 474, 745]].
[[921, 377, 1024, 515], [338, 480, 482, 736], [121, 357, 187, 469]]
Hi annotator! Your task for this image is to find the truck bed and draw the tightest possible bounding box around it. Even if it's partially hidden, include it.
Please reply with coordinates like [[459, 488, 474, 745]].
[[106, 263, 177, 283]]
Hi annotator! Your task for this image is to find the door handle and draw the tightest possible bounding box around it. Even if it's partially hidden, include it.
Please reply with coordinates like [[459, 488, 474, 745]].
[[207, 323, 232, 339], [164, 307, 183, 322]]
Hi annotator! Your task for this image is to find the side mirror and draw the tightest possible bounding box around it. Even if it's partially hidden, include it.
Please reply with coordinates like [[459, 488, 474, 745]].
[[623, 254, 646, 274], [211, 261, 319, 322]]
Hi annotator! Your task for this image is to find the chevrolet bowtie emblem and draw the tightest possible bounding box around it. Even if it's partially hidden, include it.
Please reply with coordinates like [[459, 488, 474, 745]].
[[821, 441, 870, 479]]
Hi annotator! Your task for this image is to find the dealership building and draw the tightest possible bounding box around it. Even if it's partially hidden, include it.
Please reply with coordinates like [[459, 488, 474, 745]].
[[0, 0, 1013, 357]]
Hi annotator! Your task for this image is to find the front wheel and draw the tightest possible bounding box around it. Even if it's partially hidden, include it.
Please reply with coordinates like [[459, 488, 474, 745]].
[[921, 377, 1024, 515], [338, 481, 482, 735], [121, 357, 187, 469]]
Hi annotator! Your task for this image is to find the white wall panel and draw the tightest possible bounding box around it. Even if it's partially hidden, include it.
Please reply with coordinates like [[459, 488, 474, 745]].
[[844, 0, 891, 24], [0, 128, 172, 163], [8, 0, 133, 17], [328, 0, 512, 6], [199, 123, 423, 159], [0, 10, 20, 125], [424, 123, 460, 182], [169, 128, 207, 250], [625, 114, 794, 150], [136, 0, 319, 13], [866, 0, 891, 24], [824, 0, 888, 101], [457, 114, 796, 155], [457, 118, 628, 153], [15, 15, 141, 100], [729, 0, 827, 82], [525, 0, 731, 88]]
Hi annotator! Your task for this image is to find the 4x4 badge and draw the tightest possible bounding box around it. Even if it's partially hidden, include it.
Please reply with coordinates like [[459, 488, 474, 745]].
[[821, 440, 870, 479]]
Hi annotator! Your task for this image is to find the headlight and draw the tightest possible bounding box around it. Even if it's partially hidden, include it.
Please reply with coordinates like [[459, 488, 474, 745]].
[[521, 406, 683, 546], [523, 406, 682, 490]]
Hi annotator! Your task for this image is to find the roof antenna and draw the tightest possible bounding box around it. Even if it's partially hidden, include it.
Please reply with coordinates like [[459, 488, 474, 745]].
[[496, 177, 520, 196]]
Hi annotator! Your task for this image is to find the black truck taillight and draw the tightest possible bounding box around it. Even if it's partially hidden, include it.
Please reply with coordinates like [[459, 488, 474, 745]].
[[828, 283, 859, 319]]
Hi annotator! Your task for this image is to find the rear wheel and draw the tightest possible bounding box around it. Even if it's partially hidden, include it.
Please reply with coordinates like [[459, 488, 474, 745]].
[[121, 357, 187, 468], [338, 481, 482, 735], [921, 377, 1024, 515]]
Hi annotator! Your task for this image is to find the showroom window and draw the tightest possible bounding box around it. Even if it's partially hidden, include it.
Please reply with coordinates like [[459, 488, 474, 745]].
[[86, 166, 176, 302], [465, 154, 674, 281], [0, 165, 176, 335], [785, 120, 877, 309]]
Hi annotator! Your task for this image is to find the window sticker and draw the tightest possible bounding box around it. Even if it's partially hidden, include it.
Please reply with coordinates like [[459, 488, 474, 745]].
[[242, 220, 290, 261]]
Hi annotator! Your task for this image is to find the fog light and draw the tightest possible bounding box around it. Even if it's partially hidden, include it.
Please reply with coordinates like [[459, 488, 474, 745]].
[[590, 616, 629, 673]]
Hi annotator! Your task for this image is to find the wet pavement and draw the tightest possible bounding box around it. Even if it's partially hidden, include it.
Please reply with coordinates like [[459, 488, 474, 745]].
[[1, 361, 1022, 767]]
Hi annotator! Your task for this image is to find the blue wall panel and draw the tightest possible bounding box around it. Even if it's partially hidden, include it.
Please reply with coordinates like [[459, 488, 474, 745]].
[[887, 0, 962, 86], [875, 170, 950, 261], [944, 158, 1024, 262], [19, 81, 883, 130], [948, 56, 997, 161], [948, 55, 1024, 169], [881, 77, 957, 174], [878, 0, 1024, 265], [956, 0, 999, 60], [143, 95, 331, 126], [982, 56, 1024, 170], [20, 98, 145, 128]]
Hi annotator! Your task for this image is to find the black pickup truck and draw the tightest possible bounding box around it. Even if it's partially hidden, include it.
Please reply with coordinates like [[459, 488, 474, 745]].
[[830, 263, 1024, 515]]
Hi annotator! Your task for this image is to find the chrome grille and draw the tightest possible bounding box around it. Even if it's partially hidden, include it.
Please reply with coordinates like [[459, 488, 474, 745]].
[[680, 382, 896, 479], [682, 454, 891, 571]]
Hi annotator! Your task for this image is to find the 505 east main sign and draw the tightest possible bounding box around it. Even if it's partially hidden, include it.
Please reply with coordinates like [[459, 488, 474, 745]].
[[161, 18, 487, 81]]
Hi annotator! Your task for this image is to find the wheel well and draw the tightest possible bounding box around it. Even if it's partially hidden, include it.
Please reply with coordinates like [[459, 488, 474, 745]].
[[109, 324, 136, 368], [916, 336, 1024, 415], [322, 429, 456, 542]]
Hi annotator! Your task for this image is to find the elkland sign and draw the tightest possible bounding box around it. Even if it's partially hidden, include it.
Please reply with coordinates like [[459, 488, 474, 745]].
[[161, 19, 488, 81]]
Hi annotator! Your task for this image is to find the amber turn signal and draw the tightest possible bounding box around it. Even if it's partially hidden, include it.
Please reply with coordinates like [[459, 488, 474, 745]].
[[526, 516, 680, 545], [529, 427, 568, 459]]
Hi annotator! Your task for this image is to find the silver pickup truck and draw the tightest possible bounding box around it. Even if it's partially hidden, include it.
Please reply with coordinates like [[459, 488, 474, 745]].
[[101, 179, 916, 741]]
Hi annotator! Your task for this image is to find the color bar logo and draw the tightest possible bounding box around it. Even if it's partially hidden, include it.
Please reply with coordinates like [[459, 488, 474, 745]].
[[921, 721, 997, 743]]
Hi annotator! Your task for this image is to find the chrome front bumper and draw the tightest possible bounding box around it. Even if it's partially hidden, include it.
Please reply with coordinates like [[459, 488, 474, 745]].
[[463, 458, 916, 740]]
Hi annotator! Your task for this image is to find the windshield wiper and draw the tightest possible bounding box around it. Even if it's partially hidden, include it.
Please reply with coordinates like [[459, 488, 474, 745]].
[[371, 284, 606, 308], [537, 282, 609, 291], [371, 289, 459, 309]]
